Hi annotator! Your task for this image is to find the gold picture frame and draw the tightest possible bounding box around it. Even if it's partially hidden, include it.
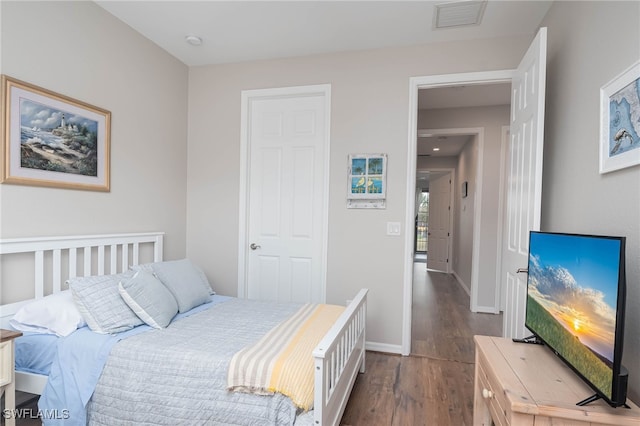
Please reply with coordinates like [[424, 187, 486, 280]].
[[1, 75, 110, 191]]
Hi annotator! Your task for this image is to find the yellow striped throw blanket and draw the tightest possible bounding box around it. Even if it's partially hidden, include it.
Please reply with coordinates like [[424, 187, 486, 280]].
[[227, 303, 345, 410]]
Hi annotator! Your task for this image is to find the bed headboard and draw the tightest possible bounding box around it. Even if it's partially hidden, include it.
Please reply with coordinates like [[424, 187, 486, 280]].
[[0, 232, 164, 328]]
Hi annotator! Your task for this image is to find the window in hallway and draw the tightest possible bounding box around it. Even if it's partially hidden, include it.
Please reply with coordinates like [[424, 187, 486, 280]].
[[415, 191, 429, 253]]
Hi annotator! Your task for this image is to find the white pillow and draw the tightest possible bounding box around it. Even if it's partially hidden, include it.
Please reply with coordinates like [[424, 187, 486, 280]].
[[9, 290, 86, 337]]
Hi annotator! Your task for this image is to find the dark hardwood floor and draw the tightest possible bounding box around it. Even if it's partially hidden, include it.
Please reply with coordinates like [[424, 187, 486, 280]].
[[1, 392, 39, 426], [4, 263, 502, 426], [341, 263, 503, 425]]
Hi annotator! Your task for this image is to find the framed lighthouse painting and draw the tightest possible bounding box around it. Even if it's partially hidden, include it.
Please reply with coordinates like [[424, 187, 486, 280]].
[[1, 75, 111, 191]]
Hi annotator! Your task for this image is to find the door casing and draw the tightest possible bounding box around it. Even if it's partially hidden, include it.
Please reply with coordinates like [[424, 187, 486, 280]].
[[403, 70, 514, 356], [238, 84, 331, 301]]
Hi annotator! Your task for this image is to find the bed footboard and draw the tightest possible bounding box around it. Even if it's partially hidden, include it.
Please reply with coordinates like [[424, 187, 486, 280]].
[[313, 288, 367, 426]]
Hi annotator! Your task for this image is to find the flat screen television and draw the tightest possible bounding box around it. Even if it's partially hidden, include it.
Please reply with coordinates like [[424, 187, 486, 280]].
[[523, 231, 628, 407]]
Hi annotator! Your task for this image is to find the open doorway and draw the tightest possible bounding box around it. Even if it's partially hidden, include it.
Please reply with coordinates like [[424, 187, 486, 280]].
[[414, 167, 457, 273], [414, 169, 452, 272], [403, 29, 547, 355], [401, 71, 514, 356]]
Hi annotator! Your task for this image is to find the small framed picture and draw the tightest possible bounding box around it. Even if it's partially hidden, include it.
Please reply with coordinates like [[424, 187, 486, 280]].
[[1, 75, 111, 191], [599, 61, 640, 174], [347, 154, 387, 199]]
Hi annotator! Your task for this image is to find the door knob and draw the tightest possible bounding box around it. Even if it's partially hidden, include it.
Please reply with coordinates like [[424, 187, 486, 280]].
[[250, 243, 261, 250]]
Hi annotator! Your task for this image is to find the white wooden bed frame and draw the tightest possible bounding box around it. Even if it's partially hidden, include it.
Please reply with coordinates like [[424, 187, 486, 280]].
[[0, 232, 367, 426]]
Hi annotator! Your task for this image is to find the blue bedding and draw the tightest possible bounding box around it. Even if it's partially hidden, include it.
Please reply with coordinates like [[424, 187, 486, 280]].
[[15, 332, 60, 376], [37, 295, 231, 426]]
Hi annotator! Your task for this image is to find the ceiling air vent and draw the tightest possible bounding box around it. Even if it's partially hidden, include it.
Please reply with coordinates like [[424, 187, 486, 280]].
[[434, 0, 487, 29]]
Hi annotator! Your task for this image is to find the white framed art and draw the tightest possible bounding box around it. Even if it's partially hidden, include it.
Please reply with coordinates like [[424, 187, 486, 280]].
[[599, 61, 640, 174], [347, 153, 387, 209]]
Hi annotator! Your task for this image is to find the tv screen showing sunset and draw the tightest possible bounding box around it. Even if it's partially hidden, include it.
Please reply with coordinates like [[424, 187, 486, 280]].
[[525, 232, 622, 399]]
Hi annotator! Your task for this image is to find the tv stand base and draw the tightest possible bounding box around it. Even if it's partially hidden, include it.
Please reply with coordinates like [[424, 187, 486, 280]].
[[578, 393, 631, 409], [511, 334, 543, 345]]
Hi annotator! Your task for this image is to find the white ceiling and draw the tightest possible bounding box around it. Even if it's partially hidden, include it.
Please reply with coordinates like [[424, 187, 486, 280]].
[[95, 0, 551, 188], [418, 133, 474, 156], [418, 82, 512, 110], [417, 82, 511, 163], [96, 0, 553, 67]]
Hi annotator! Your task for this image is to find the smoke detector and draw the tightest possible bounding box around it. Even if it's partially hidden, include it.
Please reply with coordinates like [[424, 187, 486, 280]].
[[185, 35, 203, 46]]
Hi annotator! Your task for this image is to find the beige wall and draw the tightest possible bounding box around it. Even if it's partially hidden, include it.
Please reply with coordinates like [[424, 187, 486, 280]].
[[454, 136, 477, 293], [187, 40, 529, 348], [417, 156, 458, 170], [0, 1, 189, 258], [541, 1, 640, 401]]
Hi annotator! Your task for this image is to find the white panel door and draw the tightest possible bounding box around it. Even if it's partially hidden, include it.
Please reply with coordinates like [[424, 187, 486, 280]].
[[501, 28, 547, 339], [247, 94, 327, 304], [427, 173, 451, 272]]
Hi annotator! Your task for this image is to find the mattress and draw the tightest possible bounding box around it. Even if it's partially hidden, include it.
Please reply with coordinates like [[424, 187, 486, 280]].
[[86, 297, 305, 425], [36, 296, 318, 425]]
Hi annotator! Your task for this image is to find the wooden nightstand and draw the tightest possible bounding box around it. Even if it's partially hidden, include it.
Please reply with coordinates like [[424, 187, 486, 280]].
[[1, 329, 22, 426], [474, 335, 640, 426]]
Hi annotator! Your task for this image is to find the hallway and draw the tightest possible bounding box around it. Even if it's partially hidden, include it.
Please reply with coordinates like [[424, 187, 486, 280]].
[[411, 264, 503, 361]]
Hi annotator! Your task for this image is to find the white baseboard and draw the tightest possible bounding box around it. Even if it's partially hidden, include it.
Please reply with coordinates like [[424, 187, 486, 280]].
[[452, 271, 471, 296], [453, 270, 500, 314], [365, 341, 403, 354], [474, 305, 500, 314]]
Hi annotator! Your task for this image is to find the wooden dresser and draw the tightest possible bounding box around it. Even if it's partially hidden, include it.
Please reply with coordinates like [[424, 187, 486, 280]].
[[1, 329, 22, 426], [473, 335, 640, 426]]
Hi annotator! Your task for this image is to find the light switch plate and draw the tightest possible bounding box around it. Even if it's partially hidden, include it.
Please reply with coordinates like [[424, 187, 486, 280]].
[[387, 222, 401, 236]]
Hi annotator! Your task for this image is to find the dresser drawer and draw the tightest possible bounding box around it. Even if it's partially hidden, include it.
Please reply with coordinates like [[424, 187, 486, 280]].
[[0, 340, 11, 387], [477, 355, 509, 426]]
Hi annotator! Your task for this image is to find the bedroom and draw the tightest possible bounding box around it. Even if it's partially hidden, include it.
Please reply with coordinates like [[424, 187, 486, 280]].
[[1, 0, 639, 422]]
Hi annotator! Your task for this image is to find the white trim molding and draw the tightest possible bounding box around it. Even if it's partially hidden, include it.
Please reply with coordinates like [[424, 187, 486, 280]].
[[366, 341, 403, 355], [237, 84, 331, 300], [403, 70, 515, 356]]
